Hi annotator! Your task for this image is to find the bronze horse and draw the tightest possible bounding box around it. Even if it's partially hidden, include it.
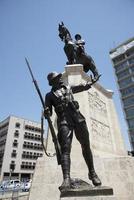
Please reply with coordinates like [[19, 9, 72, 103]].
[[58, 22, 100, 80]]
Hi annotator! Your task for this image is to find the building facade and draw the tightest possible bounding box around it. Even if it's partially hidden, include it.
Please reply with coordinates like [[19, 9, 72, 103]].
[[0, 115, 43, 181], [109, 37, 134, 150]]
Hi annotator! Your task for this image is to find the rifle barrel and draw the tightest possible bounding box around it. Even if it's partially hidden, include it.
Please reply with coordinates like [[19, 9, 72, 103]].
[[25, 58, 61, 165], [25, 58, 35, 81], [25, 57, 45, 108]]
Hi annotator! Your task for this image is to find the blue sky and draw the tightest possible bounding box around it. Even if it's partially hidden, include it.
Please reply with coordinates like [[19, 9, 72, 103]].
[[0, 0, 134, 150]]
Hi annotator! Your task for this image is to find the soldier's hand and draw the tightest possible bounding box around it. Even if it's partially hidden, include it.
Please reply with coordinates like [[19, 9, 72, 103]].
[[85, 82, 92, 90], [44, 107, 51, 118], [90, 74, 101, 85]]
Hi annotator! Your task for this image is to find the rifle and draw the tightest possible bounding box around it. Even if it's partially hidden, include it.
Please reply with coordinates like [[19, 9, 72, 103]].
[[25, 58, 61, 165]]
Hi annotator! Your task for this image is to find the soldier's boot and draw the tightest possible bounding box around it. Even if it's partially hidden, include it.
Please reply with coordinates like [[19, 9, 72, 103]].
[[59, 154, 71, 190], [88, 171, 101, 186], [60, 177, 71, 191]]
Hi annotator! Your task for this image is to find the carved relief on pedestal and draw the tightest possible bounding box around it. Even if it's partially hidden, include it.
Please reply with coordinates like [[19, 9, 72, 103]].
[[91, 118, 112, 145], [88, 91, 113, 147], [88, 91, 107, 116]]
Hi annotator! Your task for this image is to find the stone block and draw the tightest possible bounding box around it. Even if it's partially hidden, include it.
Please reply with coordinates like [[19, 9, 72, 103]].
[[60, 196, 117, 200], [29, 156, 134, 200], [60, 186, 113, 198]]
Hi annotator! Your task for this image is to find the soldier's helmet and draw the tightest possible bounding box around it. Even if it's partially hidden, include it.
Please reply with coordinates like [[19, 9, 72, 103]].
[[75, 34, 82, 40], [47, 72, 62, 86]]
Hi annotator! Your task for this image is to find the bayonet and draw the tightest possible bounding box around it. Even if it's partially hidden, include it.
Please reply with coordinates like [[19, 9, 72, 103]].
[[25, 58, 61, 165]]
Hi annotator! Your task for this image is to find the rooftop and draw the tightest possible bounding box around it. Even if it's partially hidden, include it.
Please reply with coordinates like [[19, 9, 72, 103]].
[[110, 37, 134, 54]]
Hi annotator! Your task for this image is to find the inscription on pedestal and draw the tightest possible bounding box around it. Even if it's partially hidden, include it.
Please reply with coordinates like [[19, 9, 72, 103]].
[[88, 92, 107, 117], [88, 91, 114, 152], [91, 118, 112, 145]]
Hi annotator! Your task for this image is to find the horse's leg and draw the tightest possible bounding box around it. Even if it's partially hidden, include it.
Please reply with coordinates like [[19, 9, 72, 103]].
[[87, 58, 99, 79], [64, 44, 75, 64], [77, 54, 100, 79]]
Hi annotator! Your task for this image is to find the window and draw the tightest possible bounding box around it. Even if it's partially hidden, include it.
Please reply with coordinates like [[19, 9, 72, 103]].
[[15, 123, 20, 128], [126, 48, 134, 57], [13, 140, 18, 148], [122, 86, 134, 97], [115, 61, 128, 72], [131, 66, 134, 73], [11, 150, 17, 158], [130, 135, 134, 142], [119, 77, 132, 88], [123, 96, 134, 107], [117, 69, 130, 79], [128, 118, 134, 128], [21, 161, 35, 170], [24, 132, 41, 141], [112, 54, 125, 64], [0, 139, 6, 146], [0, 130, 7, 138], [10, 163, 15, 171], [0, 152, 4, 159], [0, 122, 9, 131], [14, 130, 19, 137], [23, 141, 42, 151], [25, 125, 41, 133], [126, 108, 134, 118], [129, 57, 134, 65], [14, 180, 20, 184]]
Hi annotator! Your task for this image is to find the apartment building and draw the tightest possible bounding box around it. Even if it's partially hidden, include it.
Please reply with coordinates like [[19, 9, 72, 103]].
[[109, 37, 134, 150], [0, 115, 43, 181]]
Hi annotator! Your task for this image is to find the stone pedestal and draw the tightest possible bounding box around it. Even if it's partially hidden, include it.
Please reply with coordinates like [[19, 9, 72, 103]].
[[60, 196, 116, 200], [29, 155, 134, 200], [60, 185, 113, 198]]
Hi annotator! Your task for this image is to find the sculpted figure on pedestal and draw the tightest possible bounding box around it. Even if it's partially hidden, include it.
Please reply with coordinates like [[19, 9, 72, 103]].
[[44, 72, 101, 191], [58, 22, 101, 81]]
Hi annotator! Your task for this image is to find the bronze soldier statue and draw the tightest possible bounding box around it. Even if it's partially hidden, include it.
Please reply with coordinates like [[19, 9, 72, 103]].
[[44, 72, 101, 190]]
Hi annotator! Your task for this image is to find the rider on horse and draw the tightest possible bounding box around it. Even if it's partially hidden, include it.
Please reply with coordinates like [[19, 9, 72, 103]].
[[58, 22, 101, 81]]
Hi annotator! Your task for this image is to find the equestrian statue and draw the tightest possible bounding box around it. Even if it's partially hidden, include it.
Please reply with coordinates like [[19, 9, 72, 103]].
[[58, 22, 101, 81]]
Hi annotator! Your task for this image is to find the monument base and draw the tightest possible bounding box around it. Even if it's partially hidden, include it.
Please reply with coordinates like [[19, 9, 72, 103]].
[[29, 155, 134, 200], [60, 196, 116, 200], [59, 178, 113, 198]]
